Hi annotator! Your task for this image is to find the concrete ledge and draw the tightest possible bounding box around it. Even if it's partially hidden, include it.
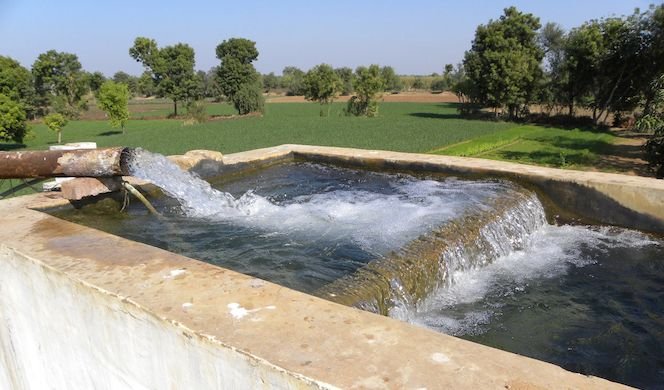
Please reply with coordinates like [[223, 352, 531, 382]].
[[1, 145, 647, 389]]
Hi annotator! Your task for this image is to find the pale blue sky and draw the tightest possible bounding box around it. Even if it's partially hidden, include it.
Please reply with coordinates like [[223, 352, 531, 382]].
[[0, 0, 652, 76]]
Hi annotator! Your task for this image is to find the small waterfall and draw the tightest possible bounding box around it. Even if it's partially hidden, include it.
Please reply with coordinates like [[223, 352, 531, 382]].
[[316, 190, 548, 315]]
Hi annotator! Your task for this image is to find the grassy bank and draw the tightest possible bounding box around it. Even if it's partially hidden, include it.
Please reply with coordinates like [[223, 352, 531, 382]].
[[431, 125, 618, 169]]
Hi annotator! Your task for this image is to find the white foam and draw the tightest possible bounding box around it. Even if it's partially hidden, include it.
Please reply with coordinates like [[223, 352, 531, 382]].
[[393, 224, 659, 336], [127, 149, 516, 254]]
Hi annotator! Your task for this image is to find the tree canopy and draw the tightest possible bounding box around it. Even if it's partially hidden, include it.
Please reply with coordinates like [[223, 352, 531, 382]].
[[32, 50, 87, 118], [303, 64, 342, 116], [215, 38, 264, 114], [463, 6, 544, 119], [97, 80, 130, 133], [43, 112, 68, 144], [0, 94, 28, 143], [0, 56, 36, 119], [345, 64, 386, 117], [130, 37, 198, 116]]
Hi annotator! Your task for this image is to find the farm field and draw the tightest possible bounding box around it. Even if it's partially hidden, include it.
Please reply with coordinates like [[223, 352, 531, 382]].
[[2, 99, 650, 196], [14, 102, 514, 156]]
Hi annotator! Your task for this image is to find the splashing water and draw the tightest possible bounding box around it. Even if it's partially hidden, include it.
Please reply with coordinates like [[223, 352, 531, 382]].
[[126, 148, 527, 254]]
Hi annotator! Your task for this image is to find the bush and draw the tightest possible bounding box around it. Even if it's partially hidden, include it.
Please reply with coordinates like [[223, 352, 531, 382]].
[[186, 100, 208, 123], [344, 96, 379, 117], [231, 84, 264, 115], [0, 94, 29, 143]]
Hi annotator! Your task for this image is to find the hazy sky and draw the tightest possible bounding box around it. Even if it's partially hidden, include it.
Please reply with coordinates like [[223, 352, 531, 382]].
[[0, 0, 652, 76]]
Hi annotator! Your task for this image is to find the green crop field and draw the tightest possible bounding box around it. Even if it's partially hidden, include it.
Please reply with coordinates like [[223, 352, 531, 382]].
[[3, 100, 642, 192], [8, 102, 514, 156], [431, 125, 619, 169]]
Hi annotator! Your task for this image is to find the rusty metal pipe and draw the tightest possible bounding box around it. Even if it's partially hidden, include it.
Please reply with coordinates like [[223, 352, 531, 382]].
[[0, 147, 133, 179]]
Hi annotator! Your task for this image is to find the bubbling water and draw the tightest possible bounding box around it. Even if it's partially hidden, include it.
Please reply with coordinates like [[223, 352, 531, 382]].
[[127, 148, 525, 254]]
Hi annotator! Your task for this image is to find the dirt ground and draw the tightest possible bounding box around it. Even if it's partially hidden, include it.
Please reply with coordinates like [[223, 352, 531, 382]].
[[595, 129, 652, 176], [266, 92, 459, 103]]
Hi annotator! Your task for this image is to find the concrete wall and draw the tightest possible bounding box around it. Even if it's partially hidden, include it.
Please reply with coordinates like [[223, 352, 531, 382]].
[[0, 246, 321, 390]]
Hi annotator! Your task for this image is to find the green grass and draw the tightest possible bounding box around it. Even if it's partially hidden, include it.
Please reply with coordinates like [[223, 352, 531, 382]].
[[2, 102, 627, 189], [7, 102, 514, 156], [432, 125, 617, 169]]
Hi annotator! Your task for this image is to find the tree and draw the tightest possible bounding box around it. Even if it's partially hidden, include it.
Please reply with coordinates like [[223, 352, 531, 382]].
[[215, 38, 264, 114], [411, 77, 425, 90], [345, 65, 385, 117], [137, 71, 156, 97], [463, 7, 544, 119], [380, 66, 403, 92], [0, 56, 36, 119], [334, 67, 354, 95], [0, 94, 29, 143], [32, 50, 87, 118], [281, 66, 305, 96], [97, 81, 130, 133], [112, 71, 138, 94], [86, 71, 106, 94], [303, 64, 342, 116], [636, 75, 664, 178], [43, 113, 68, 144], [130, 37, 198, 116], [262, 72, 280, 92]]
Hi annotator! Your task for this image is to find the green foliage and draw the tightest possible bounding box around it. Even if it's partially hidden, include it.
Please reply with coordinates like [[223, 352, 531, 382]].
[[137, 71, 156, 97], [215, 38, 259, 64], [185, 100, 208, 124], [411, 77, 425, 90], [281, 66, 306, 96], [112, 71, 138, 94], [346, 65, 385, 117], [0, 56, 36, 119], [32, 50, 88, 118], [43, 112, 68, 144], [430, 79, 447, 92], [334, 67, 354, 95], [380, 66, 402, 92], [97, 81, 130, 132], [231, 83, 264, 115], [463, 7, 544, 119], [303, 64, 342, 116], [86, 71, 106, 93], [130, 37, 199, 116], [0, 94, 29, 143], [262, 72, 280, 92], [636, 76, 664, 178], [215, 38, 264, 114]]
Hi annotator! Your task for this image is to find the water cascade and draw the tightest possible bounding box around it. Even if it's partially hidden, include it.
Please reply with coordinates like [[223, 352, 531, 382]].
[[315, 189, 547, 315]]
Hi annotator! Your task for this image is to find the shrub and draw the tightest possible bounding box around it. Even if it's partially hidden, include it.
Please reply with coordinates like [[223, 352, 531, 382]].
[[231, 83, 264, 115], [186, 100, 208, 123], [0, 94, 29, 143]]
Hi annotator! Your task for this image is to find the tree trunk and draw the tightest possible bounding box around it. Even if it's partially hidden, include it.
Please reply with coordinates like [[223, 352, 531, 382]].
[[173, 100, 178, 117], [592, 107, 598, 125], [57, 131, 61, 144], [568, 102, 574, 117]]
